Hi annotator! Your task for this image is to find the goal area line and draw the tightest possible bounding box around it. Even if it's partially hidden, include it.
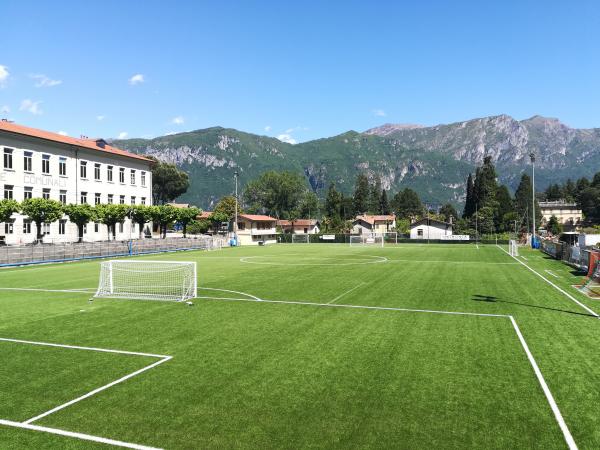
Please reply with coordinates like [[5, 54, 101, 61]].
[[0, 337, 171, 450]]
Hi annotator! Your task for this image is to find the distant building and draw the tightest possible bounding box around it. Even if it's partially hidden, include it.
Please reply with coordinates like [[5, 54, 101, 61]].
[[352, 214, 396, 235], [409, 218, 453, 240], [236, 214, 278, 245], [277, 219, 320, 235], [539, 201, 582, 231]]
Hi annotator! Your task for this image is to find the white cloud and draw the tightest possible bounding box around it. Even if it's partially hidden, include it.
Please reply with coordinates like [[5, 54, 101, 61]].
[[117, 132, 128, 139], [372, 109, 386, 117], [57, 131, 68, 136], [165, 131, 177, 136], [96, 115, 105, 121], [19, 99, 43, 115], [277, 134, 297, 144], [30, 74, 62, 88], [264, 125, 272, 132], [171, 116, 184, 125], [1, 105, 9, 114], [128, 74, 145, 85], [0, 65, 9, 87]]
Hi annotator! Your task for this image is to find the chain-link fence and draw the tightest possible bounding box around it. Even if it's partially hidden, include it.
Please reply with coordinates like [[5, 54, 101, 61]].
[[276, 233, 509, 245], [0, 236, 225, 267]]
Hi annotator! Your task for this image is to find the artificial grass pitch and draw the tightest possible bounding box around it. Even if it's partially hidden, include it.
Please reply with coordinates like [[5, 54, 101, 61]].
[[1, 243, 600, 449]]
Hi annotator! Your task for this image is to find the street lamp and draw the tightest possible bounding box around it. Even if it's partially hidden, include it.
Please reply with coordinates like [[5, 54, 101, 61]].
[[234, 171, 239, 244], [529, 152, 536, 247]]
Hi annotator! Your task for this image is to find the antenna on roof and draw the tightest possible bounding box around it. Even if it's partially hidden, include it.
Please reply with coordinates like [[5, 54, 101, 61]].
[[80, 134, 89, 139]]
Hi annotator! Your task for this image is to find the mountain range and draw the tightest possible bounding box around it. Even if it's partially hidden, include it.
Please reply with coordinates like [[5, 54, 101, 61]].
[[114, 115, 600, 209]]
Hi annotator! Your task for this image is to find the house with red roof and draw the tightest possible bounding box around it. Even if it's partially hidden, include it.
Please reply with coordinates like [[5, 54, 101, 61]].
[[236, 214, 278, 245], [352, 214, 396, 235], [276, 219, 320, 235]]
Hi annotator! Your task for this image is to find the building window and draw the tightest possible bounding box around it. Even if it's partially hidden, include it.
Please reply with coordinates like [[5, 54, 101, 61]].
[[42, 188, 50, 200], [3, 148, 13, 169], [24, 187, 33, 200], [81, 192, 87, 204], [42, 154, 50, 174], [4, 223, 13, 234], [141, 171, 146, 187], [59, 190, 67, 204], [23, 220, 31, 234], [119, 195, 125, 204], [95, 193, 101, 205], [107, 194, 114, 204], [94, 163, 101, 181], [58, 220, 66, 235], [237, 222, 246, 231], [59, 157, 67, 176], [94, 222, 99, 233], [43, 223, 50, 235], [4, 185, 13, 199], [23, 151, 32, 172], [131, 196, 136, 205], [80, 161, 87, 179], [417, 229, 423, 237], [82, 223, 87, 234], [107, 165, 113, 182], [130, 169, 136, 185], [141, 197, 146, 205], [119, 168, 125, 183]]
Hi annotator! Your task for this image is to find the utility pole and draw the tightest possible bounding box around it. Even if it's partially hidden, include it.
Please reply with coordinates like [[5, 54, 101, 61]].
[[234, 171, 239, 244], [530, 152, 536, 247], [475, 203, 478, 244]]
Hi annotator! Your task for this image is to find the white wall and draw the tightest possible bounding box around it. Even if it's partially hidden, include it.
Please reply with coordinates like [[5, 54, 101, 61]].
[[1, 132, 152, 244], [410, 224, 452, 240]]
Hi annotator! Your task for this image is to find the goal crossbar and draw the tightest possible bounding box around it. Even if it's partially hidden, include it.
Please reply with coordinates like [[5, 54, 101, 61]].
[[94, 260, 197, 302]]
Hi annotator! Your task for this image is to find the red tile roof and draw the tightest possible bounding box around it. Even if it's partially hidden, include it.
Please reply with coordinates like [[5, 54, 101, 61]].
[[354, 214, 396, 225], [239, 214, 277, 222], [277, 219, 318, 227], [197, 211, 212, 219], [0, 120, 152, 162]]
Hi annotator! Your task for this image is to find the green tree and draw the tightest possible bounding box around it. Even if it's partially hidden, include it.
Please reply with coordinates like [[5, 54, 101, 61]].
[[243, 171, 307, 219], [325, 183, 342, 220], [578, 187, 600, 221], [340, 195, 354, 220], [352, 174, 370, 215], [176, 206, 201, 237], [213, 196, 240, 221], [562, 179, 576, 202], [130, 205, 152, 239], [439, 203, 458, 223], [471, 206, 495, 235], [63, 204, 96, 242], [297, 191, 319, 218], [395, 218, 410, 235], [547, 215, 563, 235], [463, 173, 475, 218], [473, 156, 498, 210], [544, 183, 562, 201], [21, 198, 64, 242], [0, 199, 20, 223], [95, 204, 129, 240], [148, 205, 179, 238], [495, 185, 513, 232], [187, 219, 210, 235], [380, 189, 390, 215], [150, 158, 190, 205], [514, 173, 542, 232], [367, 178, 382, 214], [391, 188, 424, 219], [576, 177, 590, 202]]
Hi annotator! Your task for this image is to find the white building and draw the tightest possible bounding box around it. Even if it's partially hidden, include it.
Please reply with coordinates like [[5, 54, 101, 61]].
[[236, 214, 278, 245], [539, 201, 582, 231], [277, 219, 320, 234], [352, 214, 396, 235], [1, 121, 153, 244], [409, 218, 453, 240]]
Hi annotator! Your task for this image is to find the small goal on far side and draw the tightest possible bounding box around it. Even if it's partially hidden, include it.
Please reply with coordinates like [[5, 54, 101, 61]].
[[349, 235, 384, 247], [94, 260, 197, 302]]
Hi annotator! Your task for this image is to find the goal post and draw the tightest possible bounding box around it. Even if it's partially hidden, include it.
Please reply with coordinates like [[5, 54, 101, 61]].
[[94, 260, 197, 302], [291, 234, 310, 244], [382, 232, 398, 245], [509, 240, 519, 257], [349, 235, 384, 247]]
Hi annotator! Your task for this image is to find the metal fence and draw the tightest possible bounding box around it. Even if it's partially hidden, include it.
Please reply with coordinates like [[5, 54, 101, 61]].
[[0, 236, 225, 267], [540, 238, 594, 272], [277, 233, 509, 245]]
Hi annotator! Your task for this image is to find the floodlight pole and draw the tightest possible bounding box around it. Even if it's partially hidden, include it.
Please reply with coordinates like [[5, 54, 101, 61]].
[[530, 153, 536, 247], [234, 171, 239, 242]]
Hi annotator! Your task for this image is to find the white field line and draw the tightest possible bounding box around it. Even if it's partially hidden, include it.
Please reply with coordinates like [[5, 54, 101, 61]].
[[239, 255, 388, 266], [509, 317, 577, 450], [545, 270, 559, 278], [328, 282, 366, 304], [0, 419, 162, 450], [386, 259, 518, 265], [0, 337, 172, 449], [0, 287, 95, 294], [198, 294, 577, 449], [199, 287, 262, 301], [522, 256, 528, 261], [496, 245, 599, 318]]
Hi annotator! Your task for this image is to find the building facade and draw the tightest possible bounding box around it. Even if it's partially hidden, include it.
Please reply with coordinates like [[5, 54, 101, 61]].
[[277, 219, 320, 234], [352, 215, 396, 235], [1, 121, 153, 245], [236, 214, 278, 245], [409, 218, 453, 240], [539, 201, 582, 231]]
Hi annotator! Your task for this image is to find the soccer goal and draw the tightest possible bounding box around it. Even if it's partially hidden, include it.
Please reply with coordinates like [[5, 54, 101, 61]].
[[382, 232, 398, 245], [509, 240, 519, 257], [291, 234, 310, 244], [349, 235, 384, 247], [94, 260, 197, 302]]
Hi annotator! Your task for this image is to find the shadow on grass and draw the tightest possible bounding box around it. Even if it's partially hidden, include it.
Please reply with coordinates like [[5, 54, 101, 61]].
[[472, 294, 596, 318]]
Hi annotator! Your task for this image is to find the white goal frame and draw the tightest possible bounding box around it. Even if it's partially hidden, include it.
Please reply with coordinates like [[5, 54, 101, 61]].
[[509, 240, 519, 257], [94, 260, 197, 302], [349, 235, 384, 247], [291, 234, 310, 244], [382, 232, 398, 245]]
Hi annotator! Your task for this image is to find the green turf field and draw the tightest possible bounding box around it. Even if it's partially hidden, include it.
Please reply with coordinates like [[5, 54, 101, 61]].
[[1, 243, 600, 449]]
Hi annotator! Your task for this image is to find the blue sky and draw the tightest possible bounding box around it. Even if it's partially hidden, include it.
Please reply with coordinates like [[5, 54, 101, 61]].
[[1, 0, 599, 143]]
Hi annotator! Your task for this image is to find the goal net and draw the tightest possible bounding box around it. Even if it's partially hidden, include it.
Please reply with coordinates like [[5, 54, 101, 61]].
[[382, 232, 398, 245], [509, 240, 519, 257], [580, 261, 600, 298], [291, 234, 310, 244], [94, 260, 197, 302], [349, 235, 384, 247]]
